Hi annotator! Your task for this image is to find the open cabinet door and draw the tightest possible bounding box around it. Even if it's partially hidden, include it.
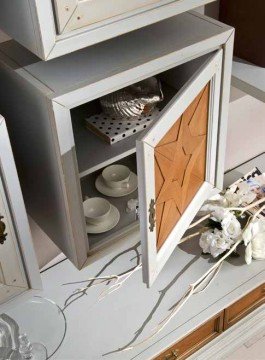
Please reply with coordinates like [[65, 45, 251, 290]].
[[137, 50, 223, 287]]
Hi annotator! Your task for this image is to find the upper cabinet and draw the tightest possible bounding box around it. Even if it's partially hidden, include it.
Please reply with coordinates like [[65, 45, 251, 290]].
[[0, 0, 216, 60], [0, 117, 41, 306], [0, 13, 234, 287]]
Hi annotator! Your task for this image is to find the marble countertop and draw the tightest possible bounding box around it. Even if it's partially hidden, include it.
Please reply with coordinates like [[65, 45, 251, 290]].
[[36, 231, 265, 360]]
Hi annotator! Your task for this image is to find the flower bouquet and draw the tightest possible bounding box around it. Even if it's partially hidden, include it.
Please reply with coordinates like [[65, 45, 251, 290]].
[[198, 167, 265, 264]]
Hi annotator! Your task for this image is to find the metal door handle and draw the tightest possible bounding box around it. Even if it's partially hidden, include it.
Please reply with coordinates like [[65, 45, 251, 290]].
[[164, 349, 180, 359], [0, 216, 7, 244]]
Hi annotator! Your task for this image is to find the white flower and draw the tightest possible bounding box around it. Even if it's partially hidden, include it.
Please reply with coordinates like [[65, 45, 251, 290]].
[[224, 183, 256, 207], [200, 195, 228, 216], [252, 232, 265, 261], [199, 229, 235, 258], [221, 214, 242, 239], [237, 182, 257, 204], [199, 230, 215, 253], [245, 242, 252, 265], [243, 219, 265, 264], [211, 207, 231, 222], [224, 191, 242, 207]]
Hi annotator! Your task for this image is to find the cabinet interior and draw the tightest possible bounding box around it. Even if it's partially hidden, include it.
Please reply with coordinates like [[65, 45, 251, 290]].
[[70, 51, 216, 251]]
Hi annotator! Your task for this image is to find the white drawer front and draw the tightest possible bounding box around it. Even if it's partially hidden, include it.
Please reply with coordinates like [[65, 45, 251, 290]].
[[54, 0, 161, 33]]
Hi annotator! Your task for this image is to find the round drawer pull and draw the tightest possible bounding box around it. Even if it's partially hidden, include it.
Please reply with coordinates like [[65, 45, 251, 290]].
[[0, 216, 7, 245], [164, 349, 180, 359]]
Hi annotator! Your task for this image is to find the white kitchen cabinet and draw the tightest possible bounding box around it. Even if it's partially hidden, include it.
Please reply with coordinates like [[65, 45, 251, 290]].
[[0, 117, 41, 307], [0, 0, 215, 60], [0, 12, 234, 287]]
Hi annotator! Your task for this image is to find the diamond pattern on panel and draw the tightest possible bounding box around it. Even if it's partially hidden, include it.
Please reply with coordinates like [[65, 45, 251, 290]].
[[155, 83, 210, 250]]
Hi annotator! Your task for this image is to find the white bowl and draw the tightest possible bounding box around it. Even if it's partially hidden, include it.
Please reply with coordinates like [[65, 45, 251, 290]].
[[83, 197, 111, 225], [102, 164, 130, 189]]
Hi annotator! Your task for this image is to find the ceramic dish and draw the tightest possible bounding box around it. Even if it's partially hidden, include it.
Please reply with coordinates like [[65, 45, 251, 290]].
[[86, 205, 120, 234], [95, 172, 138, 197]]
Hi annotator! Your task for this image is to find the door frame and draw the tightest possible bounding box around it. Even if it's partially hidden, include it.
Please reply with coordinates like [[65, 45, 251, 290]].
[[48, 28, 234, 273], [137, 50, 224, 286]]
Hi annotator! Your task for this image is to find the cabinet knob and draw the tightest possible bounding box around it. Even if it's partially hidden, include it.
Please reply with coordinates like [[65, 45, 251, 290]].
[[0, 216, 7, 245], [164, 349, 180, 359]]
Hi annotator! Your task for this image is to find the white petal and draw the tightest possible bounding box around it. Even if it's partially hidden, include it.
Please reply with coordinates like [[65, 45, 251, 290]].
[[245, 242, 252, 265]]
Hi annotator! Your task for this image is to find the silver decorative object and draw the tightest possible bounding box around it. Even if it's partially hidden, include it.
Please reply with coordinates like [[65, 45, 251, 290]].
[[100, 77, 163, 119]]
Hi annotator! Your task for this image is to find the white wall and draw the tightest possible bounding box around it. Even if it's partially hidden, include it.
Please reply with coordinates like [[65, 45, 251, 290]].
[[0, 29, 10, 42], [225, 87, 265, 171]]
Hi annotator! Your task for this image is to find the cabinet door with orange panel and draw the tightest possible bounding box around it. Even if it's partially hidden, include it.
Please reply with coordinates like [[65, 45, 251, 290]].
[[137, 50, 223, 286]]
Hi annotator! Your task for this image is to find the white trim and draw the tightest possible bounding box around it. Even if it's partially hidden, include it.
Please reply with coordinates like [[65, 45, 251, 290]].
[[52, 101, 75, 156], [30, 0, 57, 59], [189, 304, 265, 360], [215, 32, 235, 189], [138, 50, 223, 287]]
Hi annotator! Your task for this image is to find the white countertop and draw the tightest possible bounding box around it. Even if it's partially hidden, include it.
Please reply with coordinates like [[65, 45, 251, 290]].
[[38, 230, 265, 360]]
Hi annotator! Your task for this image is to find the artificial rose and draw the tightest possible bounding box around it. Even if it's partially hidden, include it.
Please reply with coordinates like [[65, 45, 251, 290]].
[[199, 230, 214, 254], [211, 207, 231, 222], [210, 230, 234, 258], [200, 194, 228, 215], [221, 214, 242, 239], [199, 229, 235, 258], [224, 183, 256, 207], [224, 191, 242, 207], [243, 219, 265, 264], [245, 242, 252, 265], [237, 182, 257, 205], [252, 232, 265, 260]]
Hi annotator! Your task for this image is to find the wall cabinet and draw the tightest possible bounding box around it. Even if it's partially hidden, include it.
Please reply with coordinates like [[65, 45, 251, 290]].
[[0, 0, 216, 60], [0, 116, 41, 307], [0, 12, 234, 287]]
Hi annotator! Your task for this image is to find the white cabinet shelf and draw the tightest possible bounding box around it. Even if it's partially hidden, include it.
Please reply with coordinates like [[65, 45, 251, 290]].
[[232, 58, 265, 103]]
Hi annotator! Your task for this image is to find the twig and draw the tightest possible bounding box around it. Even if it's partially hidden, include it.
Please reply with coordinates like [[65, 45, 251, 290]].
[[62, 275, 119, 286], [228, 197, 265, 213], [178, 228, 210, 244], [188, 214, 211, 229], [252, 204, 265, 220], [122, 237, 242, 351]]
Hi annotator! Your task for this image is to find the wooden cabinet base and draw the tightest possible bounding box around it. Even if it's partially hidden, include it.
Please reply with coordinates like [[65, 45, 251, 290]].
[[154, 283, 265, 360], [154, 313, 223, 360], [224, 284, 265, 330]]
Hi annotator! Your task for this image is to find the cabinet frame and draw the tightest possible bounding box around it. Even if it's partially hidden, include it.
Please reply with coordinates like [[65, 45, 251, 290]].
[[0, 13, 234, 284], [0, 0, 216, 60], [0, 117, 42, 309]]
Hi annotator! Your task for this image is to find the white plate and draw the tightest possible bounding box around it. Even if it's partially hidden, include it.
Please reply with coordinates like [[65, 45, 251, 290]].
[[86, 205, 120, 234], [95, 172, 138, 197]]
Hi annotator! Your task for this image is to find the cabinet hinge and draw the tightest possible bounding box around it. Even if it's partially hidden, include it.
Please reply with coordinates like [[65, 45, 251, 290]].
[[148, 199, 155, 232], [0, 216, 7, 245]]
